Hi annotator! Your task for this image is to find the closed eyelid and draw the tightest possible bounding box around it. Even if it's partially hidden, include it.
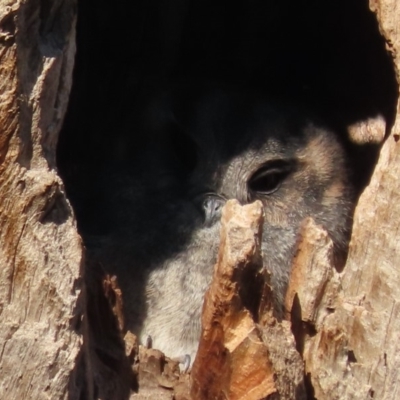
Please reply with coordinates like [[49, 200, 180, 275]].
[[251, 158, 296, 175], [247, 159, 294, 197]]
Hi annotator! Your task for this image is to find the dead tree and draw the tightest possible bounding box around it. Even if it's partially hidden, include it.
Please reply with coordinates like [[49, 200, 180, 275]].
[[0, 1, 399, 399]]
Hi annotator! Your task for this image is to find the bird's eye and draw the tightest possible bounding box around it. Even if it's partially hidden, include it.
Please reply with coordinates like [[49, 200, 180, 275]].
[[248, 161, 292, 196]]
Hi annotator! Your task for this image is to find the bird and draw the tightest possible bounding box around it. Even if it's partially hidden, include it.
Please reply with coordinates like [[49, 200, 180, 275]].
[[85, 82, 353, 367]]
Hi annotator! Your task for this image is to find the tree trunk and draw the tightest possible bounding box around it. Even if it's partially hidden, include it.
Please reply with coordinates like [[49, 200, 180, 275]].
[[0, 1, 82, 399], [1, 0, 399, 399], [298, 1, 400, 397]]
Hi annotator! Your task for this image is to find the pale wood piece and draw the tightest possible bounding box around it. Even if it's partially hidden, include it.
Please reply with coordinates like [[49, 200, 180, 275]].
[[347, 115, 386, 144], [191, 200, 306, 400]]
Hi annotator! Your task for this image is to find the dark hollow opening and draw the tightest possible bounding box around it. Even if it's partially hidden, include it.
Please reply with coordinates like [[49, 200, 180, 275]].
[[58, 0, 398, 236]]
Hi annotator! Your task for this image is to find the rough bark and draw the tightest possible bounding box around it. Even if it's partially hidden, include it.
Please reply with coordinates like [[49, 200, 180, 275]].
[[0, 1, 81, 399], [286, 1, 400, 399]]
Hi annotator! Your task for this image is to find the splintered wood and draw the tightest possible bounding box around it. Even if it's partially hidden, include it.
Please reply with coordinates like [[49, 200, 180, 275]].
[[86, 200, 305, 399], [285, 217, 340, 329], [191, 199, 305, 400]]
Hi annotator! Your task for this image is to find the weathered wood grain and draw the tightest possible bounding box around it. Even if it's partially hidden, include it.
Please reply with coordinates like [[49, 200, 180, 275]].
[[0, 1, 81, 398]]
